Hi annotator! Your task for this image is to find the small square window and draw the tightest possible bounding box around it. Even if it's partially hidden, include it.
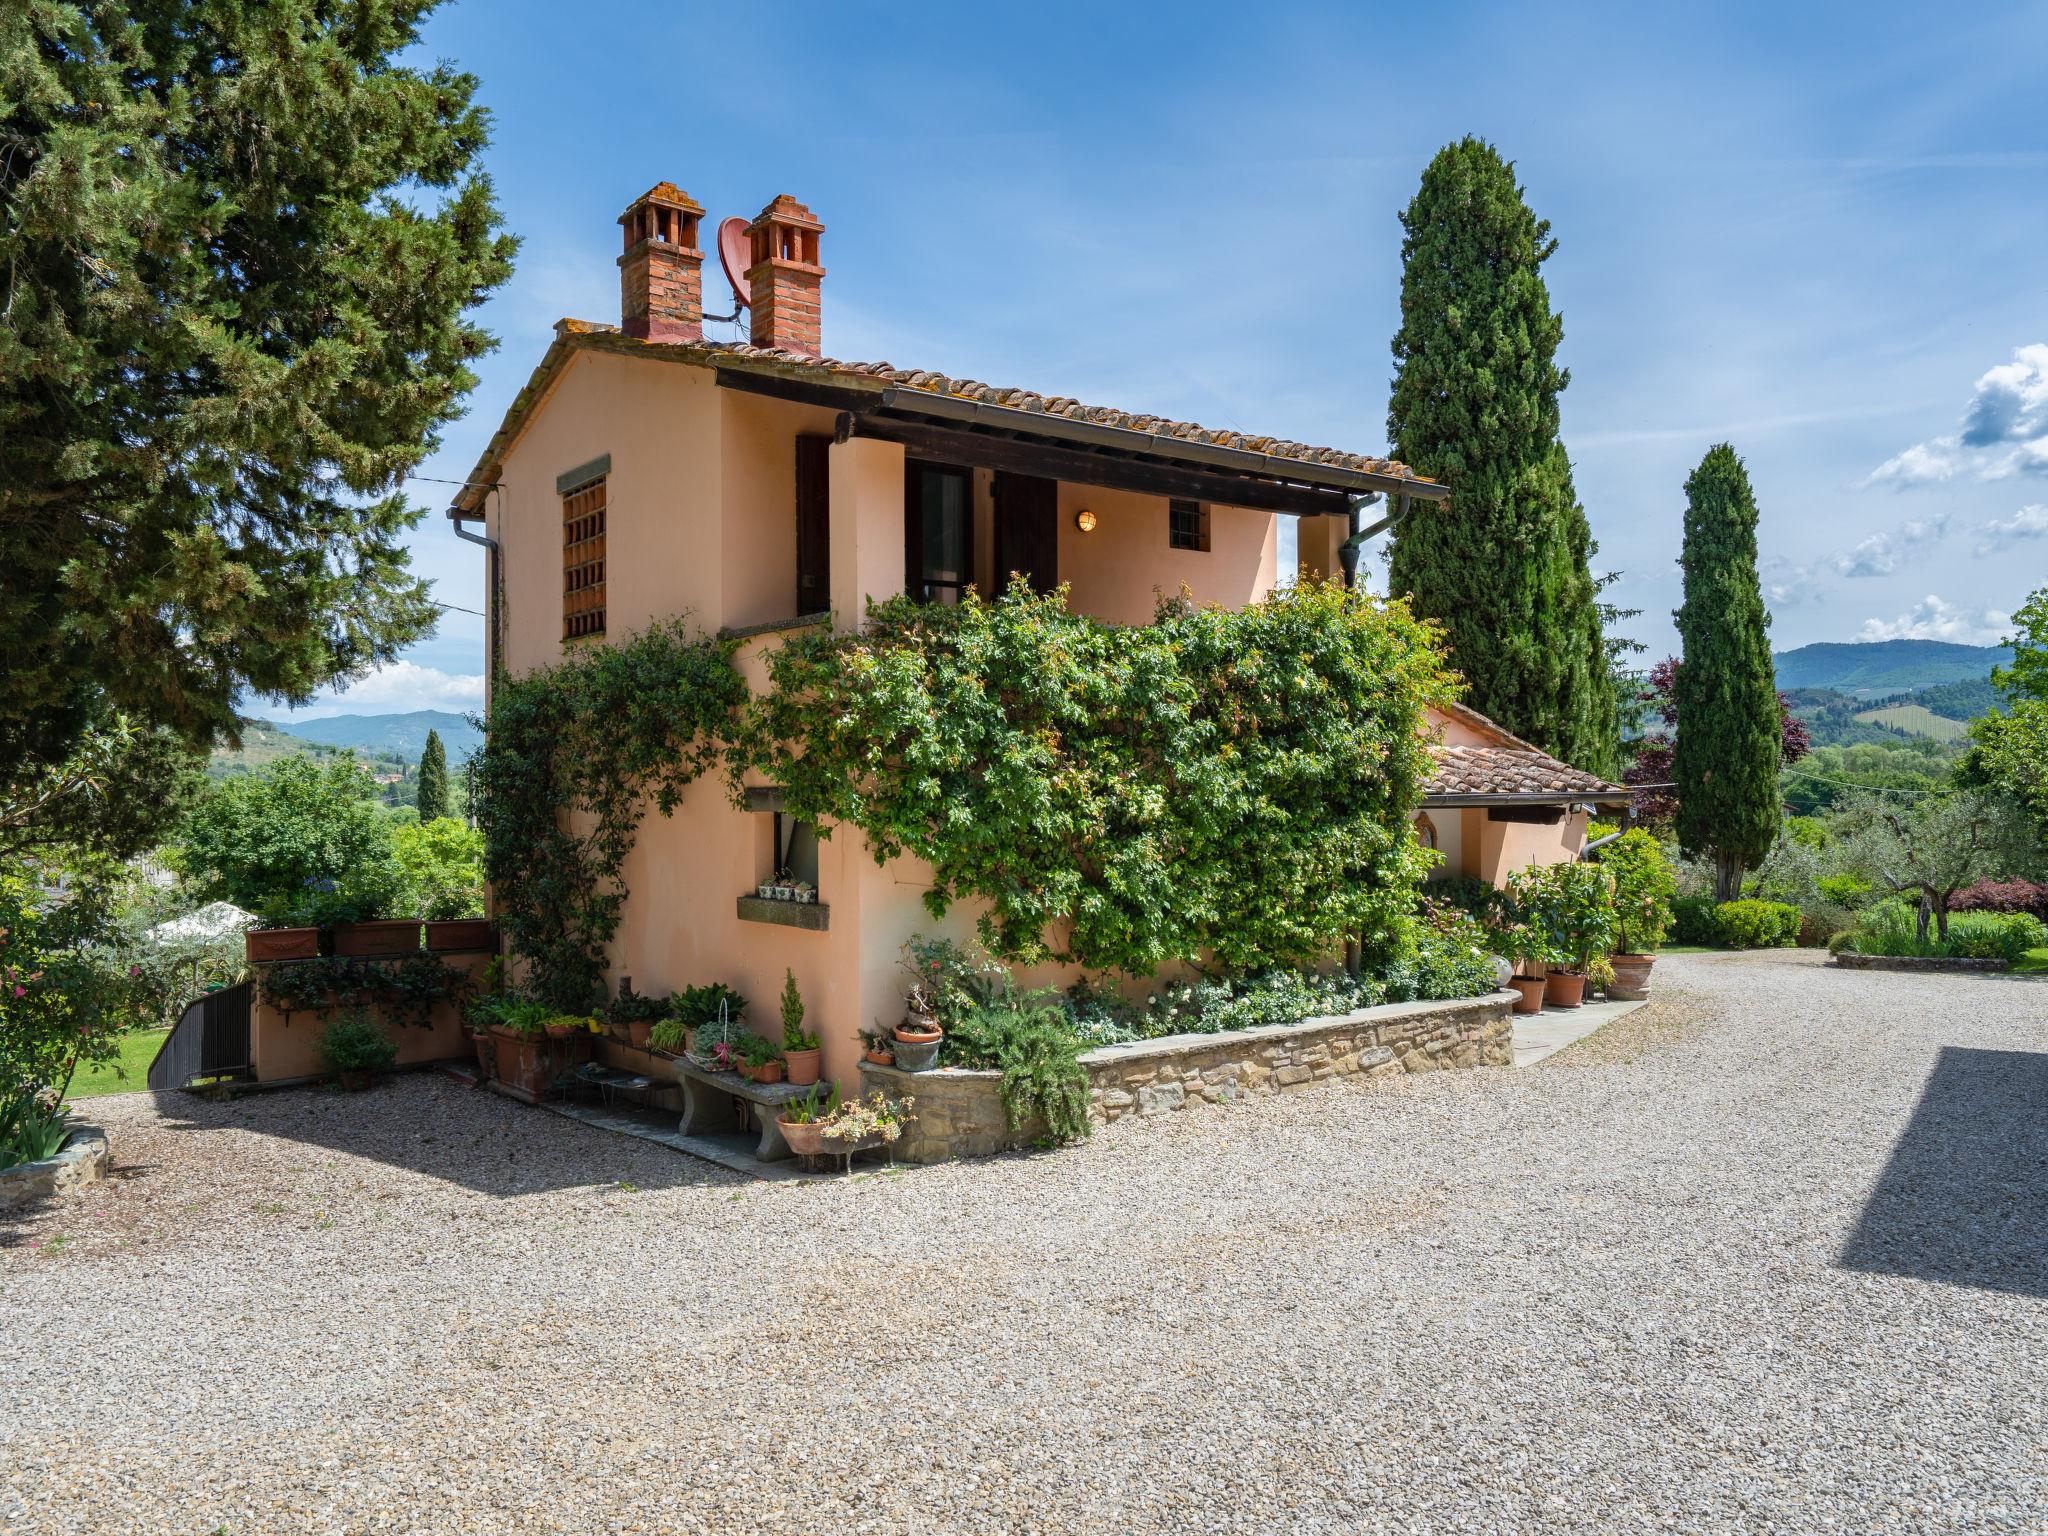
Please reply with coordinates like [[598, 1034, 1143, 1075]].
[[1168, 498, 1210, 553]]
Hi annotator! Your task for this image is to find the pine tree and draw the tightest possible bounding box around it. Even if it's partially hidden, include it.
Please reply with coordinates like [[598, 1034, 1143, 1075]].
[[1673, 444, 1782, 900], [1386, 138, 1617, 775], [0, 4, 516, 786], [416, 730, 450, 824]]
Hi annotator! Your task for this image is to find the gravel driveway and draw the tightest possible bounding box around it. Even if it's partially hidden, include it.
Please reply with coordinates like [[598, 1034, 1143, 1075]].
[[3, 950, 2043, 1534]]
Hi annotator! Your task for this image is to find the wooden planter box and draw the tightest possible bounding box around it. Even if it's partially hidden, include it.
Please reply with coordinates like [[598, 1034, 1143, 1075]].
[[247, 927, 320, 963], [332, 920, 423, 957], [424, 918, 497, 953]]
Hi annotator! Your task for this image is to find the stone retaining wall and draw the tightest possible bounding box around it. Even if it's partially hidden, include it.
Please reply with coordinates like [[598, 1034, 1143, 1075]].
[[860, 990, 1515, 1163], [0, 1124, 110, 1212], [1830, 952, 2011, 974]]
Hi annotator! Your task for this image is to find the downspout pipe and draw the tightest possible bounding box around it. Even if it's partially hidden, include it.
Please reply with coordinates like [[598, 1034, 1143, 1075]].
[[446, 499, 501, 682], [1338, 490, 1411, 590]]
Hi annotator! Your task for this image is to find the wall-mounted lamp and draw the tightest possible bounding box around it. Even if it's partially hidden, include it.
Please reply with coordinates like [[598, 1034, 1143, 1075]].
[[1074, 508, 1097, 533]]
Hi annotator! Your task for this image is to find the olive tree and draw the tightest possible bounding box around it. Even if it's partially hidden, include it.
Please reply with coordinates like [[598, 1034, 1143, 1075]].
[[1833, 790, 2036, 944]]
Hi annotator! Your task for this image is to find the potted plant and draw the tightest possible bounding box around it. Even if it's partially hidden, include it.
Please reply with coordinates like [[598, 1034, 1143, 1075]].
[[892, 982, 944, 1072], [332, 916, 424, 958], [319, 1009, 397, 1091], [790, 879, 816, 906], [777, 969, 822, 1085], [757, 880, 776, 901], [818, 1090, 915, 1158], [609, 978, 669, 1049], [247, 920, 321, 964], [247, 878, 342, 962], [647, 1016, 688, 1055], [542, 1013, 599, 1041], [1601, 829, 1675, 1001], [857, 1027, 895, 1066], [1501, 921, 1548, 1015], [735, 1032, 784, 1084], [777, 1083, 840, 1157], [1511, 863, 1616, 1011]]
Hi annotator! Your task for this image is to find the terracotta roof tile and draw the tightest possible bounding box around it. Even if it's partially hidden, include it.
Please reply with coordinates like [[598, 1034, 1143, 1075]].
[[1424, 743, 1623, 800], [550, 321, 1420, 482]]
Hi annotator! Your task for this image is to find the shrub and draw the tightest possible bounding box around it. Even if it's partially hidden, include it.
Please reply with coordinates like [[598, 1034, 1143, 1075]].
[[1845, 902, 2045, 962], [1, 1087, 72, 1172], [1386, 903, 1502, 1001], [391, 817, 485, 920], [944, 999, 1091, 1142], [318, 1011, 397, 1076], [1712, 899, 1801, 949], [1948, 879, 2048, 919], [1599, 830, 1675, 953], [181, 756, 402, 922], [1670, 893, 1719, 946]]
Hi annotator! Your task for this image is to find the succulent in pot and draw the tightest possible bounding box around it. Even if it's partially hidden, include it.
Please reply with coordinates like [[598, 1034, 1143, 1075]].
[[857, 1027, 895, 1066], [777, 1083, 840, 1158], [609, 978, 669, 1049]]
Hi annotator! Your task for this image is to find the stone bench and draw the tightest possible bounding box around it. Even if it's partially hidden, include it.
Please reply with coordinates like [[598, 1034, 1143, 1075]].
[[672, 1060, 822, 1162]]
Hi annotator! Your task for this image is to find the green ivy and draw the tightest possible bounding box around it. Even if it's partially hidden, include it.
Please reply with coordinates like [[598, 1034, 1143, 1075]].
[[473, 622, 746, 1010], [740, 579, 1453, 974]]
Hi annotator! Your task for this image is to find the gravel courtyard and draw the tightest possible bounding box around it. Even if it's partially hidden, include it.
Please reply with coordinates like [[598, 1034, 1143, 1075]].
[[3, 949, 2042, 1534]]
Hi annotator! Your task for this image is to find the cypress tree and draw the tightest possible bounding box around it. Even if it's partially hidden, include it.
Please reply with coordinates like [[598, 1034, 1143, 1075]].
[[416, 730, 450, 824], [1673, 444, 1781, 900], [1386, 138, 1617, 775]]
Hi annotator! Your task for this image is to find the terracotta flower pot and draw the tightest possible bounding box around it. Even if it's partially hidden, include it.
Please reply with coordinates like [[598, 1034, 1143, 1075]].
[[783, 1046, 821, 1086], [337, 1068, 374, 1092], [1608, 953, 1655, 1001], [1544, 970, 1586, 1009], [543, 1022, 574, 1040], [247, 927, 320, 963], [1509, 975, 1547, 1015], [424, 919, 496, 953], [894, 1021, 942, 1046], [627, 1019, 653, 1050], [741, 1059, 785, 1084], [864, 1048, 894, 1066], [780, 1119, 827, 1157], [332, 920, 423, 957]]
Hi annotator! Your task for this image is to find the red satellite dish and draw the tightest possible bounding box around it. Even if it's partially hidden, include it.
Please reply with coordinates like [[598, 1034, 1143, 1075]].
[[717, 216, 753, 309]]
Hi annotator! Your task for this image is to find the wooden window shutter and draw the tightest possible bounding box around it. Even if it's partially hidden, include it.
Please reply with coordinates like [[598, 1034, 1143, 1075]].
[[562, 477, 608, 640], [794, 434, 830, 616]]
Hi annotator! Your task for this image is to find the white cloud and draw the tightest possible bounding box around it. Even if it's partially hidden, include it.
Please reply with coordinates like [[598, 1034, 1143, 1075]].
[[1869, 344, 2048, 487], [282, 661, 487, 720], [1974, 503, 2048, 553], [1828, 510, 1949, 577], [1856, 595, 2013, 647], [1866, 436, 1960, 488]]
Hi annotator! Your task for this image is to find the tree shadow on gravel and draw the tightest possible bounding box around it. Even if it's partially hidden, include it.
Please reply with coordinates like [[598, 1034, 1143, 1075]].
[[1839, 1046, 2048, 1298], [140, 1074, 739, 1197]]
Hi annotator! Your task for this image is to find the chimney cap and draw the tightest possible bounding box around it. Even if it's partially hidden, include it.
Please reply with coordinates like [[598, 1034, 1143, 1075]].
[[749, 193, 823, 234], [620, 182, 705, 222]]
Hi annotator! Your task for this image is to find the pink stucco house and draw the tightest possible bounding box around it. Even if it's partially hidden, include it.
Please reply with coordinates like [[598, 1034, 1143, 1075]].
[[443, 181, 1625, 1087]]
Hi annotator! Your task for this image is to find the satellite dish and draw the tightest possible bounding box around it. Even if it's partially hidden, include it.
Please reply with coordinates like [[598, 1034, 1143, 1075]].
[[717, 216, 753, 309]]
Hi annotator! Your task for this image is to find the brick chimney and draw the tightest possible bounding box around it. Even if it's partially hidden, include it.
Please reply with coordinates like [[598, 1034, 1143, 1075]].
[[746, 195, 825, 355], [618, 182, 704, 343]]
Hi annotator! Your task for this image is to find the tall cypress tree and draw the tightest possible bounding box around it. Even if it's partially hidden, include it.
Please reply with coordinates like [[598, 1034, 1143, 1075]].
[[1386, 137, 1617, 775], [416, 729, 449, 823], [1673, 444, 1781, 900]]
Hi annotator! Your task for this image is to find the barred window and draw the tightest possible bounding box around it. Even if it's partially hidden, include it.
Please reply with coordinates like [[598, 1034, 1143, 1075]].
[[1168, 497, 1210, 553], [563, 478, 607, 640]]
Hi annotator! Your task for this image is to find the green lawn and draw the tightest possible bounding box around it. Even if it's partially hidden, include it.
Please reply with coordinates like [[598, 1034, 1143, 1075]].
[[65, 1028, 168, 1101], [2017, 948, 2048, 977]]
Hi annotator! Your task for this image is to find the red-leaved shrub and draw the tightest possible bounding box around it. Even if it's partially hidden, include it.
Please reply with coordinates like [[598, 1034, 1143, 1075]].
[[1948, 879, 2048, 919]]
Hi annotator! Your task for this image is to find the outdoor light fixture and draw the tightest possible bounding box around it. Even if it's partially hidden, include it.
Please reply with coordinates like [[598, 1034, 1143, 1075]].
[[1075, 508, 1097, 533]]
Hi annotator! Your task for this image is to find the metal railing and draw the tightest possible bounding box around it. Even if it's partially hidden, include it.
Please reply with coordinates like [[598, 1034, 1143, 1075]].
[[147, 981, 253, 1092]]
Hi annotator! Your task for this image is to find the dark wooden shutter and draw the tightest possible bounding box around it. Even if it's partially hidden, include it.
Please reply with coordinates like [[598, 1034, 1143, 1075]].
[[794, 434, 830, 615], [993, 471, 1059, 595]]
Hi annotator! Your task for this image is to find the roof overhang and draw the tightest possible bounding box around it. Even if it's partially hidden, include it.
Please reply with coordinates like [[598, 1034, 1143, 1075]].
[[446, 324, 1448, 521], [1420, 792, 1633, 810]]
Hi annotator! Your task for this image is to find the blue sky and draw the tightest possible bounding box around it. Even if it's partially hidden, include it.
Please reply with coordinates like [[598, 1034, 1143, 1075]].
[[284, 0, 2048, 718]]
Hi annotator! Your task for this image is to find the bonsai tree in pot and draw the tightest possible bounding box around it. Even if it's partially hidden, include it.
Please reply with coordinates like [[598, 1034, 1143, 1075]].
[[1510, 862, 1616, 1010], [319, 1009, 398, 1091], [1601, 829, 1675, 1000], [778, 969, 822, 1085]]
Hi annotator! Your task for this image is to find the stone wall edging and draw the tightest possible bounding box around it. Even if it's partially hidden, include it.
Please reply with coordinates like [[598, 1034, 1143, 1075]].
[[1830, 952, 2011, 974], [0, 1124, 110, 1212], [860, 990, 1515, 1163]]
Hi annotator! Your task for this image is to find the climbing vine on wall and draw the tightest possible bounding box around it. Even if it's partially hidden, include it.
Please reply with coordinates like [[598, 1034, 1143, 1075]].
[[474, 621, 746, 1009], [738, 578, 1455, 975]]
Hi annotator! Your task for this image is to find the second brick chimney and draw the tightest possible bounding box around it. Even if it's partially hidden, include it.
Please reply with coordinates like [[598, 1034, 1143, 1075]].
[[746, 195, 825, 355], [618, 182, 704, 343]]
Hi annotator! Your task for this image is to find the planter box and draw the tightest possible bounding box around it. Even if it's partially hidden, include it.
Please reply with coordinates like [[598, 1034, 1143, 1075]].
[[424, 918, 497, 953], [488, 1028, 589, 1101], [247, 927, 320, 964], [332, 920, 423, 957]]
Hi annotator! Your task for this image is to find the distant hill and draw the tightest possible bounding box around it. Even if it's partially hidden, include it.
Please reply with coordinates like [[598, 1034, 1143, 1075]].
[[253, 710, 482, 763], [1772, 639, 2011, 697], [1853, 703, 1971, 743]]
